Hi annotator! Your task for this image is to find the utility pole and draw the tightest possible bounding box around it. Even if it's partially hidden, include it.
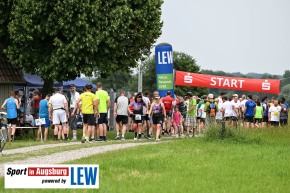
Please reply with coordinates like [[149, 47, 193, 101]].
[[138, 61, 142, 92]]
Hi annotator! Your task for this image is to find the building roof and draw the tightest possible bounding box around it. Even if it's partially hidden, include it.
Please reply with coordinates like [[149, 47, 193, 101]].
[[0, 54, 25, 84]]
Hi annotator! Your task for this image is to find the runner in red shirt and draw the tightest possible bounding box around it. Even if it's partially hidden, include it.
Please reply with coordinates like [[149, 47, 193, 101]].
[[162, 91, 174, 135]]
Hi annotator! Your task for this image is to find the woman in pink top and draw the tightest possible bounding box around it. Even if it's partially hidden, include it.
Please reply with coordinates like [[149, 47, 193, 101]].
[[173, 106, 182, 138]]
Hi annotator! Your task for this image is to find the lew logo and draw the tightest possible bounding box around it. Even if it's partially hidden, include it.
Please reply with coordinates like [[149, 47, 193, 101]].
[[184, 73, 193, 83], [71, 167, 98, 186], [262, 80, 271, 90], [5, 164, 99, 189], [157, 51, 173, 64]]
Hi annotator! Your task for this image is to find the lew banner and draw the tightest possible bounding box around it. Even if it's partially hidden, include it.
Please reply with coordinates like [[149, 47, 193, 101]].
[[5, 164, 99, 189], [175, 70, 280, 94], [155, 43, 174, 97]]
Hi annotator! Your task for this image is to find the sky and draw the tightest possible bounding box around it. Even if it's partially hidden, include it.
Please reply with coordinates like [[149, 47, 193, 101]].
[[156, 0, 290, 75]]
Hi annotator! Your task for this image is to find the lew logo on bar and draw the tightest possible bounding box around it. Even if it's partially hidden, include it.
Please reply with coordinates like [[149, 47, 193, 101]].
[[5, 164, 99, 189]]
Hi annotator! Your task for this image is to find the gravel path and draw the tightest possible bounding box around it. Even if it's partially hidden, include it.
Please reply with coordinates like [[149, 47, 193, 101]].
[[0, 142, 156, 177], [2, 141, 82, 155]]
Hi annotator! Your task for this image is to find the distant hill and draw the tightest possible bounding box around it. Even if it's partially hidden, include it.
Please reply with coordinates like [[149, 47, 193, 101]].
[[244, 72, 283, 79], [203, 70, 283, 79]]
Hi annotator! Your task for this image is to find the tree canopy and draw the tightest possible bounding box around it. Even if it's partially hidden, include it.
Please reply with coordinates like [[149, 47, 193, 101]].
[[4, 0, 163, 94]]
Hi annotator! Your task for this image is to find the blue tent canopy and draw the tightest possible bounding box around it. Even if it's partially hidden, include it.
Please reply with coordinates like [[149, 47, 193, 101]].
[[63, 78, 96, 91], [23, 73, 62, 87]]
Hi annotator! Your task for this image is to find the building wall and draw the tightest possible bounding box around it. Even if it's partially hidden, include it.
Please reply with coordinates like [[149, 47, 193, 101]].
[[0, 84, 13, 112]]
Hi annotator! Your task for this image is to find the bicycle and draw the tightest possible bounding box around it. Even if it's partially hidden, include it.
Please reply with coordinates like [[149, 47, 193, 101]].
[[0, 112, 8, 155]]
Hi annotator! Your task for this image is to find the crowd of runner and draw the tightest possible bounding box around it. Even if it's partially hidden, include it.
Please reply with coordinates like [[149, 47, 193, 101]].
[[1, 84, 289, 142], [115, 91, 289, 141]]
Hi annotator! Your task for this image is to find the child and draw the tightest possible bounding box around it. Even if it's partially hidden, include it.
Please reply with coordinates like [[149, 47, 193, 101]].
[[173, 106, 182, 138]]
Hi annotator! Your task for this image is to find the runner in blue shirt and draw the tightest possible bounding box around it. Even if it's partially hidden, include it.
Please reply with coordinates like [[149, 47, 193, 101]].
[[38, 94, 51, 141], [243, 95, 256, 128], [1, 91, 20, 141], [261, 96, 269, 128]]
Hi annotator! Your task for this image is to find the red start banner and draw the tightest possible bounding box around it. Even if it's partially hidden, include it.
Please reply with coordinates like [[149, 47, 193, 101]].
[[175, 70, 280, 94]]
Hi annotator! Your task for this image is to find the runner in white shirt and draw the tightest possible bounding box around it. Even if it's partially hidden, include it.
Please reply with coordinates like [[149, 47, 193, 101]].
[[239, 95, 248, 127], [268, 100, 281, 127], [221, 96, 233, 125], [49, 88, 69, 141], [216, 92, 226, 123], [231, 94, 240, 127], [199, 103, 206, 133]]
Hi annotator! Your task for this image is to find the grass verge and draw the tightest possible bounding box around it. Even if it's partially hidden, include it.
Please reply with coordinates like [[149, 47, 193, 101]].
[[0, 126, 289, 193]]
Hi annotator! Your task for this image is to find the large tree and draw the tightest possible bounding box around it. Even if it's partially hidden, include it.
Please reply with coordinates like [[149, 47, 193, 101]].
[[142, 51, 208, 97], [5, 0, 163, 95], [0, 0, 12, 51]]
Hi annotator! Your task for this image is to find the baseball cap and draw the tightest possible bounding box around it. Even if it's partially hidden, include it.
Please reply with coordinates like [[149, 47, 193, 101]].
[[167, 91, 171, 95], [233, 94, 238, 97], [208, 94, 214, 99]]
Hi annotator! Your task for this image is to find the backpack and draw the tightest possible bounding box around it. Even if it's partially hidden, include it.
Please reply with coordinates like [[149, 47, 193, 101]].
[[208, 102, 216, 117]]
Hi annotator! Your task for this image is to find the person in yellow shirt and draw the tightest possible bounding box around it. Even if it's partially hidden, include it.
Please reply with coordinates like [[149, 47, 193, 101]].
[[95, 82, 110, 141], [72, 84, 97, 143]]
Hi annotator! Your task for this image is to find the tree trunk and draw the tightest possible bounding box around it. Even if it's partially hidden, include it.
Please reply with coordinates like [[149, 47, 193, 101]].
[[42, 78, 54, 98]]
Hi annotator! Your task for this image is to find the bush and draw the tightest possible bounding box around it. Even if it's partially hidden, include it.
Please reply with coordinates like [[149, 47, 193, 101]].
[[204, 124, 262, 144]]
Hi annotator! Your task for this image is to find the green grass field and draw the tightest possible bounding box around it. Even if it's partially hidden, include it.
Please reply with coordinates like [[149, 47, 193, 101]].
[[0, 125, 289, 193]]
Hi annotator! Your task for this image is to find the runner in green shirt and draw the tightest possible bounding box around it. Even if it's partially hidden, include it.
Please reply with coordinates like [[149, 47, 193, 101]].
[[254, 100, 263, 128], [185, 92, 197, 137]]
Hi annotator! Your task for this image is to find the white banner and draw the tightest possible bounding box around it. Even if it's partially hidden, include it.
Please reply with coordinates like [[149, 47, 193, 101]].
[[5, 164, 99, 189]]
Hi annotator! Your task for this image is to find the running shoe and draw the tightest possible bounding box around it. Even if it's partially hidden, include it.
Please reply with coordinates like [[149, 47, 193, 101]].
[[134, 137, 137, 141], [115, 135, 120, 139], [145, 134, 151, 139], [121, 137, 125, 141], [95, 138, 102, 142], [81, 138, 86, 143]]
